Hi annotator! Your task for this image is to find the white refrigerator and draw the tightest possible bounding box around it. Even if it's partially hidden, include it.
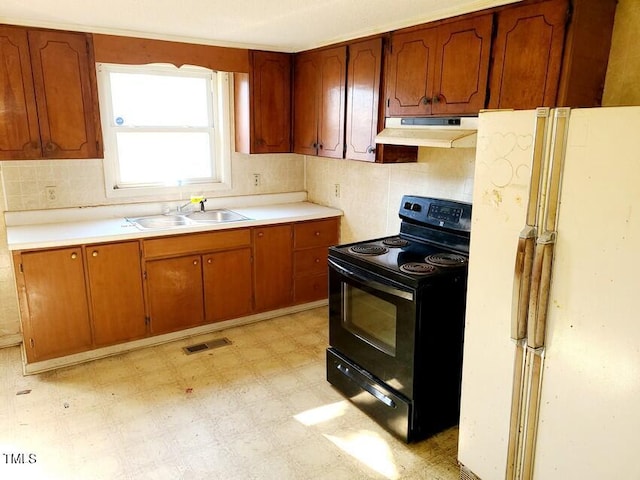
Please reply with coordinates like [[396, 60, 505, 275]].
[[458, 106, 640, 480]]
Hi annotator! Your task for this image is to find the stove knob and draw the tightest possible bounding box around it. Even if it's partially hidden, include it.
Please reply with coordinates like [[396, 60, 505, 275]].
[[404, 201, 412, 209], [411, 204, 421, 212]]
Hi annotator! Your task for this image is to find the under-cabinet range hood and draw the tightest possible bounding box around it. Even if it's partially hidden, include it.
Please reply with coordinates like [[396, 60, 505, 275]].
[[375, 116, 478, 148]]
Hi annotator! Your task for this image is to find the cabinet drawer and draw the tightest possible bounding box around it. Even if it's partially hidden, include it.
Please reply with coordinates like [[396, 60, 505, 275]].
[[294, 273, 328, 304], [294, 247, 328, 276], [294, 218, 339, 249], [143, 228, 251, 258]]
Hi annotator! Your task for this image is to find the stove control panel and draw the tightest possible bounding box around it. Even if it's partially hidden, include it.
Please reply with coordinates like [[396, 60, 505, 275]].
[[399, 195, 471, 233]]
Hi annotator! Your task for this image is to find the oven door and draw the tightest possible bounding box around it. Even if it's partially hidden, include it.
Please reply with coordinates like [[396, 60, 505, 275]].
[[328, 257, 417, 398]]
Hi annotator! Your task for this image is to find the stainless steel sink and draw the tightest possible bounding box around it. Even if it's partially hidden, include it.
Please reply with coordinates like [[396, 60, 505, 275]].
[[186, 209, 248, 223], [127, 209, 249, 230]]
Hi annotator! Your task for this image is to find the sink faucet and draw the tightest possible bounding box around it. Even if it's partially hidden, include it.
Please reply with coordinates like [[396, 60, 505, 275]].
[[199, 198, 207, 212], [177, 201, 192, 213]]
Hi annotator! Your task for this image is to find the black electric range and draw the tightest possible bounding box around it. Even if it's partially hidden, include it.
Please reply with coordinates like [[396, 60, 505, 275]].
[[326, 196, 472, 442]]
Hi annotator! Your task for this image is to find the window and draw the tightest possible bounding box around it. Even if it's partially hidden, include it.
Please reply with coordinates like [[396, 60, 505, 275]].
[[97, 63, 231, 197]]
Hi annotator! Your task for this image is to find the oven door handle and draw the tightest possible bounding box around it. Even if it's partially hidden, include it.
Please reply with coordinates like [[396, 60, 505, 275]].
[[328, 259, 414, 301], [336, 363, 396, 408]]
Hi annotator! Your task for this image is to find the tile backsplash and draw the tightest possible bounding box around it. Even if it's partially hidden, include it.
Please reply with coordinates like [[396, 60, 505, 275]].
[[1, 152, 305, 211], [305, 147, 476, 244]]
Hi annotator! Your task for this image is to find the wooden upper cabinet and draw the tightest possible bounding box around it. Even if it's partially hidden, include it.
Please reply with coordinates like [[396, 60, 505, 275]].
[[293, 46, 346, 158], [386, 27, 438, 117], [0, 26, 41, 159], [0, 26, 102, 160], [235, 50, 292, 153], [293, 52, 320, 156], [28, 30, 101, 159], [345, 38, 382, 162], [488, 0, 569, 109], [386, 14, 493, 117]]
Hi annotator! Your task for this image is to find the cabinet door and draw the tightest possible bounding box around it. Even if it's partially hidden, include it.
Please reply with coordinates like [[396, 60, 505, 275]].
[[293, 52, 320, 155], [85, 241, 146, 346], [21, 247, 92, 362], [0, 26, 41, 160], [345, 38, 382, 162], [203, 248, 253, 323], [317, 46, 346, 159], [488, 0, 568, 110], [432, 15, 493, 115], [250, 51, 292, 153], [146, 255, 204, 335], [253, 225, 293, 312], [28, 30, 101, 159], [386, 28, 438, 117]]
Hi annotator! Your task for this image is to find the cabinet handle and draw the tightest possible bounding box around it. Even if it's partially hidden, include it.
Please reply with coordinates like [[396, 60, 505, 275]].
[[366, 146, 376, 154], [432, 94, 442, 104], [45, 142, 57, 152], [92, 251, 98, 257], [318, 143, 323, 150], [422, 96, 431, 105], [312, 142, 318, 149], [71, 252, 78, 260]]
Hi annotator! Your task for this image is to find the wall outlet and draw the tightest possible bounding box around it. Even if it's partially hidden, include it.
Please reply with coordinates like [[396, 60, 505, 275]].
[[45, 186, 57, 202], [334, 184, 340, 198], [253, 173, 262, 187]]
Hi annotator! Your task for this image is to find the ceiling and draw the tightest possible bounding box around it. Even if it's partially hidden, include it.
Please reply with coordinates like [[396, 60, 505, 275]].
[[1, 0, 521, 52]]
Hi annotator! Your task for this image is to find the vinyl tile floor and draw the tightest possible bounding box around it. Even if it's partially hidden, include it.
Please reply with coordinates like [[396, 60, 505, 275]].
[[0, 307, 460, 480]]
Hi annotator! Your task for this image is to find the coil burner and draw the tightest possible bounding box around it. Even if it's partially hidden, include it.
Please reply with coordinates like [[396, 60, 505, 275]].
[[348, 245, 389, 256], [425, 253, 468, 268], [399, 262, 438, 275], [382, 237, 410, 248]]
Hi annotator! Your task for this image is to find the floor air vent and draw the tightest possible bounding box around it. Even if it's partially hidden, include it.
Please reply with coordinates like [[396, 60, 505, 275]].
[[182, 337, 232, 355]]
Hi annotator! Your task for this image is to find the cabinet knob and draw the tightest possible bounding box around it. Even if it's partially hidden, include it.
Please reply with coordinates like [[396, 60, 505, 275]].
[[422, 96, 431, 105], [193, 260, 198, 265], [432, 94, 442, 104], [92, 251, 98, 257], [315, 258, 321, 263], [71, 252, 78, 260], [257, 232, 264, 238], [207, 258, 213, 264], [315, 231, 321, 236], [366, 146, 376, 154], [318, 143, 323, 150]]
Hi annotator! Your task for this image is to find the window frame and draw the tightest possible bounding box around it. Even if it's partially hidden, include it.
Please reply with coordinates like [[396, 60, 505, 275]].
[[96, 62, 232, 199]]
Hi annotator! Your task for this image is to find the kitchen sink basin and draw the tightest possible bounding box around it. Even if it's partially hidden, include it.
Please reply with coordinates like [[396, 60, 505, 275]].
[[186, 209, 248, 223], [127, 209, 249, 230]]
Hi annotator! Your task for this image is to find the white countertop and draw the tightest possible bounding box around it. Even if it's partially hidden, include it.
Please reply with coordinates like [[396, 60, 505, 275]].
[[5, 194, 342, 251]]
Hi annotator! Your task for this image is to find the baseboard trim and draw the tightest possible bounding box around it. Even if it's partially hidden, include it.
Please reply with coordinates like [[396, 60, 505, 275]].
[[22, 300, 327, 375]]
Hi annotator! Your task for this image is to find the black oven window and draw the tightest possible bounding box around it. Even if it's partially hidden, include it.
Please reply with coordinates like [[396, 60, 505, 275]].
[[342, 283, 397, 356]]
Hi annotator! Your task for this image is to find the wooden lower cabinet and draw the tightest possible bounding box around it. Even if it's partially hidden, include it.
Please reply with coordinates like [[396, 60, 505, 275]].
[[203, 248, 253, 322], [253, 225, 293, 312], [15, 217, 340, 365], [19, 247, 92, 362], [85, 241, 146, 346], [146, 255, 205, 335], [293, 218, 340, 304]]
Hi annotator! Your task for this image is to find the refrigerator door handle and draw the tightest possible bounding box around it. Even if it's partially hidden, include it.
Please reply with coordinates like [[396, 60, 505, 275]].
[[511, 226, 536, 340], [527, 233, 556, 349]]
